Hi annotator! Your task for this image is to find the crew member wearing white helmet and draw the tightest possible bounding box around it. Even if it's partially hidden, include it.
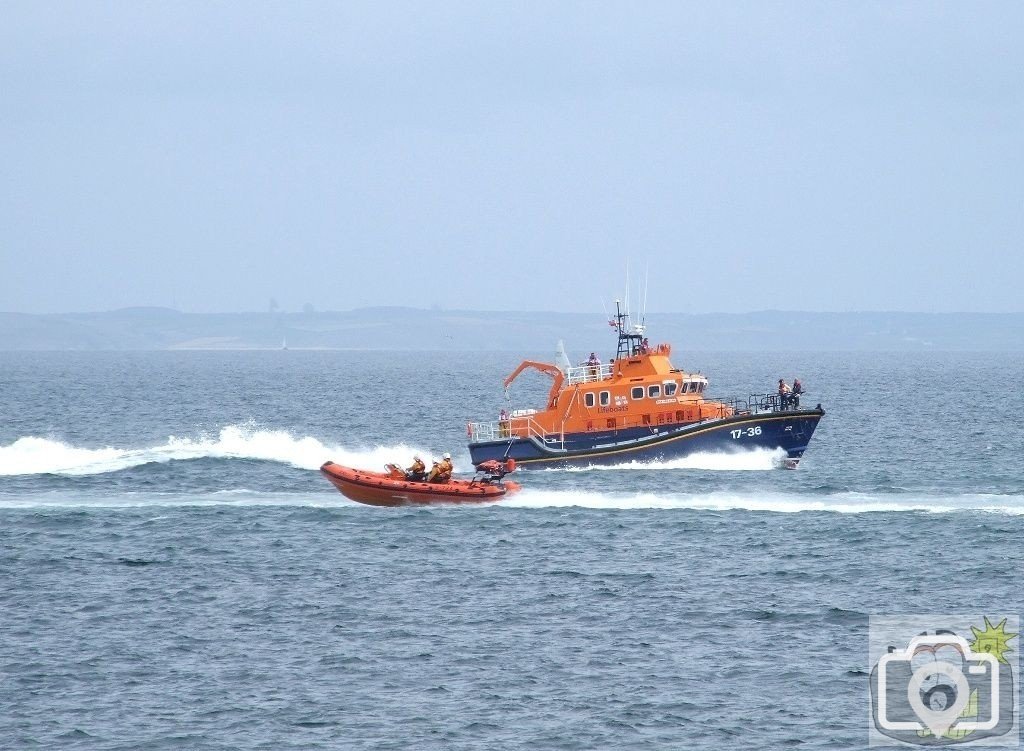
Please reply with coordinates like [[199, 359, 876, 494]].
[[405, 455, 426, 481], [427, 452, 453, 483]]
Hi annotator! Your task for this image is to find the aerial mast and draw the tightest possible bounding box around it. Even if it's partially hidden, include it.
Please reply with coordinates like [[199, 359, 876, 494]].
[[613, 299, 644, 361]]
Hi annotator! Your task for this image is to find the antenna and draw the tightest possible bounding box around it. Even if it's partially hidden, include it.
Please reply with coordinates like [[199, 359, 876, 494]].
[[642, 263, 649, 325], [624, 258, 630, 319]]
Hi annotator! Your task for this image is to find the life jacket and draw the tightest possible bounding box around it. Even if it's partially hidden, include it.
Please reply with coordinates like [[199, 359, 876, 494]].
[[408, 459, 425, 474], [436, 458, 453, 481]]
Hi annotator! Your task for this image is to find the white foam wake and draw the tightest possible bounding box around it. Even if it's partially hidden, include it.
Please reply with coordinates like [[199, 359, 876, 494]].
[[542, 447, 788, 472], [502, 490, 1024, 514], [0, 490, 351, 509], [0, 424, 438, 477], [2, 488, 1023, 514]]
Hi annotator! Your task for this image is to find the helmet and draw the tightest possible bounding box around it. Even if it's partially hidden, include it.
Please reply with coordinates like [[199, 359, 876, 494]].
[[443, 452, 451, 460]]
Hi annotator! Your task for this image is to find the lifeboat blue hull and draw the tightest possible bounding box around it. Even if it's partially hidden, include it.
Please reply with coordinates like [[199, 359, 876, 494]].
[[467, 408, 824, 469]]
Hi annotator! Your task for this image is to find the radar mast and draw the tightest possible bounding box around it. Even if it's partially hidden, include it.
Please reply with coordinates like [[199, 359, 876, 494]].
[[611, 299, 645, 361]]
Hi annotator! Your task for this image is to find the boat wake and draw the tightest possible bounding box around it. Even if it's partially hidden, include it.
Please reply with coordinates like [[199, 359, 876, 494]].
[[0, 490, 359, 509], [0, 424, 790, 478], [503, 490, 1024, 514], [541, 447, 788, 472], [4, 425, 1022, 515], [0, 424, 436, 477], [2, 487, 1023, 514]]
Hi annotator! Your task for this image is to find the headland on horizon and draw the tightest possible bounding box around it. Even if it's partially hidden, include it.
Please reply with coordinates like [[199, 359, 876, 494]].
[[2, 307, 1023, 351]]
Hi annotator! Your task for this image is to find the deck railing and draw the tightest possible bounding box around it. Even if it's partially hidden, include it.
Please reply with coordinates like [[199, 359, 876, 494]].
[[749, 392, 808, 413], [468, 416, 550, 444], [565, 363, 614, 385]]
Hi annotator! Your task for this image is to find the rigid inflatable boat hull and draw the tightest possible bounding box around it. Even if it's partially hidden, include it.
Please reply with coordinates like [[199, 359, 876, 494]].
[[320, 461, 520, 507]]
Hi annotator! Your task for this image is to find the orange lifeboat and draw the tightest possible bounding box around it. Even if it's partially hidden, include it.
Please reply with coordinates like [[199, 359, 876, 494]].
[[466, 299, 825, 468], [320, 460, 520, 507]]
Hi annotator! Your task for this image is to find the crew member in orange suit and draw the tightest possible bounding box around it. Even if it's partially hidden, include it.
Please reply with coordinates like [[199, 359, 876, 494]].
[[428, 452, 453, 483]]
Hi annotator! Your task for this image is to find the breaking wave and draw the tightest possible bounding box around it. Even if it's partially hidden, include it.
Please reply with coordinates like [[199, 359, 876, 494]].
[[2, 487, 1023, 514], [0, 490, 356, 509], [0, 426, 786, 478], [0, 424, 436, 477], [502, 490, 1024, 514], [541, 447, 788, 472], [4, 426, 1022, 514]]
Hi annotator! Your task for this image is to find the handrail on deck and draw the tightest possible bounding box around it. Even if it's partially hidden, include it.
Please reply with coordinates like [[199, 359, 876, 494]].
[[468, 415, 551, 444], [751, 392, 808, 413], [565, 362, 614, 385]]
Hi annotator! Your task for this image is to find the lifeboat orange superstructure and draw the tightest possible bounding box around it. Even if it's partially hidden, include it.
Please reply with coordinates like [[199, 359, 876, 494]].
[[493, 340, 730, 442]]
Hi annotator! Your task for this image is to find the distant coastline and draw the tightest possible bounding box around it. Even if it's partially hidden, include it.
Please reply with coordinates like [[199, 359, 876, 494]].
[[2, 307, 1023, 351]]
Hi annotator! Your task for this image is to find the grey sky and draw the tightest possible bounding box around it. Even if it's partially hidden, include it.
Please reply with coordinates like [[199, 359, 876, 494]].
[[2, 2, 1021, 314]]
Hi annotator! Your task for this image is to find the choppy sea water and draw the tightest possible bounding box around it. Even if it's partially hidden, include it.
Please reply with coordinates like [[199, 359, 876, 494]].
[[2, 350, 1023, 749]]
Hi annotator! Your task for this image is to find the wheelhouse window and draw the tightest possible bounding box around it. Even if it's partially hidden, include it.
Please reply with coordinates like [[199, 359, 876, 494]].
[[599, 391, 610, 406], [698, 382, 705, 393], [584, 392, 595, 407], [664, 382, 677, 396], [647, 384, 661, 398], [631, 386, 644, 400]]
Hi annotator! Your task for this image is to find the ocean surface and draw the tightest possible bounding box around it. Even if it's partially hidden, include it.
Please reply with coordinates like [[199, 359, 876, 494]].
[[2, 349, 1023, 750]]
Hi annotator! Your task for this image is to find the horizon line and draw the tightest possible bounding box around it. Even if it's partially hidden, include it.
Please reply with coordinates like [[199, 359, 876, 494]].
[[5, 306, 1024, 317]]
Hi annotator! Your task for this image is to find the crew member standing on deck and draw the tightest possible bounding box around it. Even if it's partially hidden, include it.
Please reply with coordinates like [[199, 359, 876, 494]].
[[791, 378, 804, 409], [778, 379, 791, 410]]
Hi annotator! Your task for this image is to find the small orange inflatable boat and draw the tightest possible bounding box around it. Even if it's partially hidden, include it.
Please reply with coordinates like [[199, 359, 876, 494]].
[[320, 459, 520, 507]]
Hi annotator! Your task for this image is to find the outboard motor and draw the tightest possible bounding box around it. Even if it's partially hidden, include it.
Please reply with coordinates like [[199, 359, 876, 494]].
[[473, 458, 516, 481]]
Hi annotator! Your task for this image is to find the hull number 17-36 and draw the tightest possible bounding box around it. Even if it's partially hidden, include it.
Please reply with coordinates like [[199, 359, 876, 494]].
[[730, 426, 762, 439]]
